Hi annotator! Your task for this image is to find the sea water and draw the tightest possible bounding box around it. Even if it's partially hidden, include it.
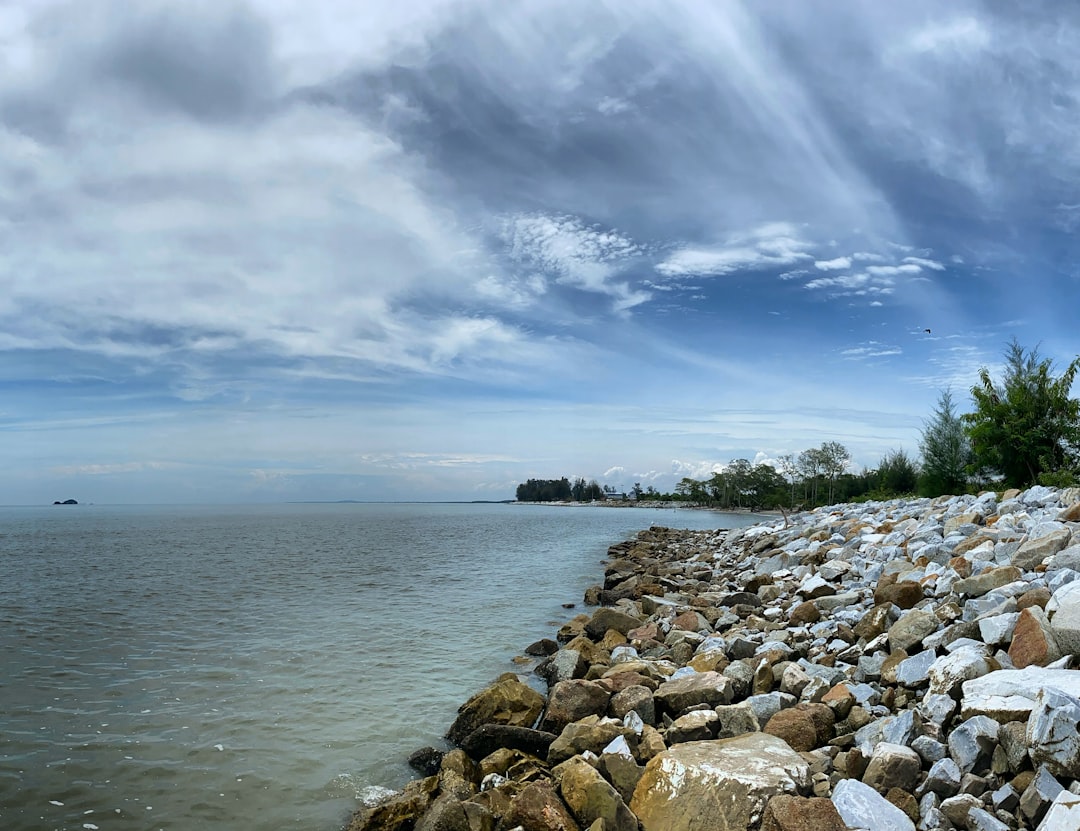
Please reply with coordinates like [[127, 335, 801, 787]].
[[0, 502, 762, 830]]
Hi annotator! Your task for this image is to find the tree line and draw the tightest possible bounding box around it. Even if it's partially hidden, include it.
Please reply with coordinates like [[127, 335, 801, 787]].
[[514, 340, 1080, 508]]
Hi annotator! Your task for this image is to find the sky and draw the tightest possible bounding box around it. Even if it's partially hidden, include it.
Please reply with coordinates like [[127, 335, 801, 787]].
[[3, 0, 1080, 504]]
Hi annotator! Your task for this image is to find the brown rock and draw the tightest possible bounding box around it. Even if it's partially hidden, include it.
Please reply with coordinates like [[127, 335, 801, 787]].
[[1008, 606, 1063, 669], [764, 704, 835, 753], [1017, 587, 1052, 611], [672, 610, 705, 632], [542, 680, 612, 734], [760, 794, 847, 831], [608, 685, 655, 725], [653, 671, 732, 715], [585, 608, 642, 640], [415, 793, 470, 831], [557, 756, 637, 831], [502, 780, 581, 831], [1060, 502, 1080, 523], [821, 684, 855, 720], [948, 556, 973, 579], [853, 604, 892, 640], [596, 671, 657, 693], [886, 788, 920, 823], [789, 601, 821, 626], [626, 623, 659, 643], [880, 650, 908, 684], [447, 675, 546, 746], [876, 581, 925, 610], [599, 630, 627, 651], [346, 775, 439, 831]]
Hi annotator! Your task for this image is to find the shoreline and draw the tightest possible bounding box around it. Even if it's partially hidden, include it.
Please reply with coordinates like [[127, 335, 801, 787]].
[[349, 485, 1080, 830]]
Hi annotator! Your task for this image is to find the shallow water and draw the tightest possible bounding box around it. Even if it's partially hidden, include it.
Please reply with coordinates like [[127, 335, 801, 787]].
[[0, 502, 761, 830]]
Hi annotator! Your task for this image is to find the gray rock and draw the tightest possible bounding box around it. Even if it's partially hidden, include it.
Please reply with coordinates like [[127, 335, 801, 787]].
[[1049, 580, 1080, 655], [1037, 790, 1080, 831], [1020, 765, 1064, 825], [896, 649, 936, 687], [653, 670, 732, 714], [713, 702, 760, 739], [966, 806, 1009, 831], [948, 715, 999, 774], [1027, 686, 1080, 778], [961, 667, 1080, 722], [912, 735, 947, 764], [928, 645, 997, 696], [1013, 529, 1071, 570], [923, 757, 961, 797], [940, 794, 982, 827], [665, 709, 718, 744], [831, 778, 916, 831], [978, 612, 1020, 646]]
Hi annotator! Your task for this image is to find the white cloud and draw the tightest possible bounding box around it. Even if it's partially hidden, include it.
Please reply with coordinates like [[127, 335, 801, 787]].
[[903, 256, 946, 271], [866, 264, 923, 276], [814, 256, 851, 270], [656, 222, 814, 278], [841, 342, 903, 359]]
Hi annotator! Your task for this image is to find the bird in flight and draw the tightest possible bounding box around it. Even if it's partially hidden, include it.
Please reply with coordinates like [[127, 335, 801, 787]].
[[924, 328, 932, 334]]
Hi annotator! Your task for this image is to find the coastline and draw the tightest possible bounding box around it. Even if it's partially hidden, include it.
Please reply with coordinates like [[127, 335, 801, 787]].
[[349, 486, 1080, 830]]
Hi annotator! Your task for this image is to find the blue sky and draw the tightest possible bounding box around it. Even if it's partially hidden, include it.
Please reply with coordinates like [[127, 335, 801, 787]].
[[3, 1, 1079, 504]]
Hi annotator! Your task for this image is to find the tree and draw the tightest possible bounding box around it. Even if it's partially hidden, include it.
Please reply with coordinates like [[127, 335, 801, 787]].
[[963, 339, 1080, 488], [631, 482, 643, 500], [919, 390, 972, 496], [797, 447, 825, 503], [777, 453, 798, 508], [818, 441, 851, 503], [876, 448, 919, 495]]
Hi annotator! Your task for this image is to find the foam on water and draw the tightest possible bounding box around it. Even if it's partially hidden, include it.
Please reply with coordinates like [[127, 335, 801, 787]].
[[0, 502, 759, 830]]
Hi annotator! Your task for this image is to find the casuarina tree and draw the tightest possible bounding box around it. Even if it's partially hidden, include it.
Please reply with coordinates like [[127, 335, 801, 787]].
[[919, 390, 972, 496], [963, 339, 1080, 488]]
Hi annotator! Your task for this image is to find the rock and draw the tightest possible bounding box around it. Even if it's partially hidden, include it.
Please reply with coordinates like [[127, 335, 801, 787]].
[[1049, 582, 1080, 656], [854, 604, 894, 640], [923, 757, 961, 797], [966, 806, 1009, 831], [415, 793, 470, 831], [598, 751, 644, 805], [526, 638, 560, 657], [862, 742, 922, 793], [1020, 765, 1064, 825], [653, 670, 732, 714], [895, 650, 935, 687], [928, 645, 997, 696], [1012, 529, 1071, 569], [889, 608, 940, 653], [346, 775, 439, 831], [502, 780, 580, 831], [764, 703, 834, 753], [789, 601, 821, 626], [760, 794, 847, 831], [978, 612, 1019, 646], [409, 746, 445, 776], [714, 702, 761, 739], [537, 649, 587, 685], [948, 715, 999, 774], [447, 675, 547, 746], [666, 709, 718, 743], [940, 793, 982, 827], [556, 756, 636, 831], [459, 724, 558, 761], [585, 608, 642, 640], [1027, 686, 1080, 778], [1009, 607, 1063, 669], [1037, 789, 1080, 830], [831, 778, 916, 831], [542, 681, 612, 734], [876, 581, 925, 610], [953, 566, 1022, 598], [548, 716, 632, 765], [961, 667, 1080, 722], [631, 735, 811, 831], [608, 685, 655, 725]]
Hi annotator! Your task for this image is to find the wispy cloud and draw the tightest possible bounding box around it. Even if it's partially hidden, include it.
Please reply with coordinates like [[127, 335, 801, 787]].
[[656, 223, 815, 278]]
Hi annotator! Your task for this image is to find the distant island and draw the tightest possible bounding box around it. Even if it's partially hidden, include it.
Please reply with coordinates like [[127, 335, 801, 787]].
[[53, 499, 78, 505]]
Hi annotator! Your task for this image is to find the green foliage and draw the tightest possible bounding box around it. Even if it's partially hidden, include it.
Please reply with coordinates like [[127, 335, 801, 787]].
[[517, 477, 603, 502], [875, 448, 919, 496], [919, 390, 972, 497], [963, 339, 1080, 488]]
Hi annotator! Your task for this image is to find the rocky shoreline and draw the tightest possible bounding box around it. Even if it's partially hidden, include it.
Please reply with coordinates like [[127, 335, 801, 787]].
[[347, 486, 1080, 831]]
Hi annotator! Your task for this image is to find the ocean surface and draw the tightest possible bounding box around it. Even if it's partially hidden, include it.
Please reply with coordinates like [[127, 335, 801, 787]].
[[0, 502, 764, 830]]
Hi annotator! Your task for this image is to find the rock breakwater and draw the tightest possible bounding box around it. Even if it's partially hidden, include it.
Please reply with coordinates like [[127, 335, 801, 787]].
[[347, 486, 1080, 831]]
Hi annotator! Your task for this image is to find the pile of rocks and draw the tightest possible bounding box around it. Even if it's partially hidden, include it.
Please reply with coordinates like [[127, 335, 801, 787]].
[[347, 486, 1080, 831]]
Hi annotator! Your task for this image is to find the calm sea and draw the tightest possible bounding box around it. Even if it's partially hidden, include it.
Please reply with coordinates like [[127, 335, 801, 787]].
[[0, 502, 762, 830]]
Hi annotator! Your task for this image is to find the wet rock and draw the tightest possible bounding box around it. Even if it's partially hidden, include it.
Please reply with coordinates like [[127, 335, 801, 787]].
[[447, 675, 547, 746], [526, 638, 560, 657], [346, 775, 439, 831], [585, 608, 642, 640], [460, 725, 558, 761], [631, 735, 811, 831], [409, 746, 445, 776], [415, 793, 470, 831]]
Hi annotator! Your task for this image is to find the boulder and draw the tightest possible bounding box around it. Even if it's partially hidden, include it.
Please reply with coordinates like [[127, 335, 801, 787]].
[[1037, 790, 1080, 830], [1027, 687, 1080, 778], [653, 670, 732, 714], [763, 703, 834, 752], [831, 778, 915, 831], [953, 566, 1022, 598], [459, 724, 557, 761], [1012, 529, 1071, 570], [414, 793, 470, 831], [548, 716, 633, 765], [666, 709, 719, 743], [346, 775, 439, 831], [630, 735, 811, 831], [961, 667, 1080, 723], [557, 756, 637, 831], [1048, 583, 1080, 656], [760, 795, 847, 831], [1009, 607, 1063, 669], [585, 608, 642, 640], [537, 649, 587, 685], [862, 742, 922, 793], [888, 608, 940, 653], [928, 645, 997, 696], [542, 680, 612, 734], [502, 780, 580, 831], [447, 675, 546, 745]]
